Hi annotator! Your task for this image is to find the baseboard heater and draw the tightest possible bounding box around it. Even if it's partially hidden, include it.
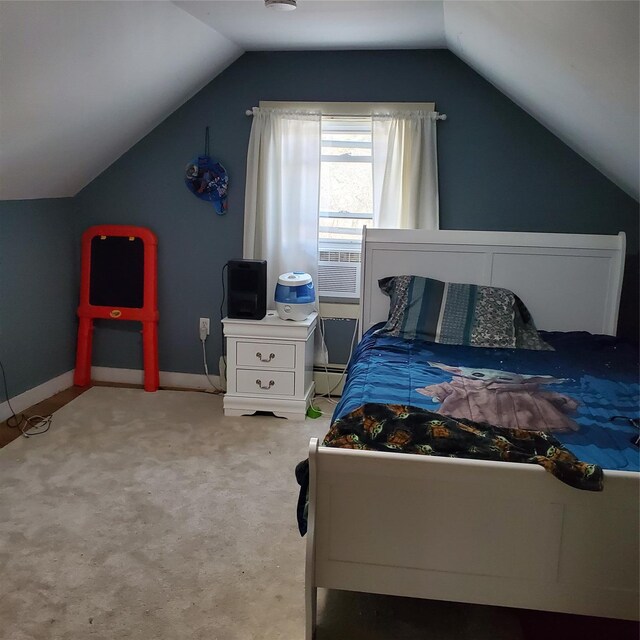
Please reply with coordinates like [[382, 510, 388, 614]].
[[313, 365, 346, 397]]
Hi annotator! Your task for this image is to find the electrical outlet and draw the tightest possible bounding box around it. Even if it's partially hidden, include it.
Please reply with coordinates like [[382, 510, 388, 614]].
[[199, 317, 210, 341]]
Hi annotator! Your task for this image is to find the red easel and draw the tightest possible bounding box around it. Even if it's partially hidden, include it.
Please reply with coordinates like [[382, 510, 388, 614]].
[[74, 225, 159, 392]]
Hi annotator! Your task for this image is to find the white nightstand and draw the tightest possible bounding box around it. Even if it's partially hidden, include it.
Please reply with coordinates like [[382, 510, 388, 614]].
[[222, 311, 317, 419]]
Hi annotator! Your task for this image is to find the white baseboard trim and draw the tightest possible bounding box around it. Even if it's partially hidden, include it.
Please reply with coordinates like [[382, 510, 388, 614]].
[[0, 370, 74, 422], [91, 367, 223, 392], [0, 365, 329, 422]]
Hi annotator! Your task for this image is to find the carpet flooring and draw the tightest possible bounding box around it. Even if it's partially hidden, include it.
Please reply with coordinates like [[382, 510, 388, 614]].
[[0, 386, 618, 640]]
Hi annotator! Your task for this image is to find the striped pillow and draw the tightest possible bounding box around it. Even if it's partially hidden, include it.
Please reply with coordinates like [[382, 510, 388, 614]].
[[378, 276, 552, 350]]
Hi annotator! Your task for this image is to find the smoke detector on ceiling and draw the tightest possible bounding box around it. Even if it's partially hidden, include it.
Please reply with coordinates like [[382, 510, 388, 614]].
[[265, 0, 297, 10]]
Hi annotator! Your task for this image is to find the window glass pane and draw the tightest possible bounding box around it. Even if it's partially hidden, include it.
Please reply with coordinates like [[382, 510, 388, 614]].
[[321, 146, 371, 158], [319, 161, 372, 214], [318, 116, 372, 298], [319, 218, 368, 242], [322, 132, 371, 158], [319, 117, 373, 251]]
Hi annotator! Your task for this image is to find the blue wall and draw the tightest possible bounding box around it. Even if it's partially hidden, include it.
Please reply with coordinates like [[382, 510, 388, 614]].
[[0, 198, 78, 397], [1, 50, 636, 400], [67, 49, 639, 373]]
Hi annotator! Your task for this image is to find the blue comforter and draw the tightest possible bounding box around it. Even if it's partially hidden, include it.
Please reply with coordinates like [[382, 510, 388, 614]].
[[332, 326, 640, 472]]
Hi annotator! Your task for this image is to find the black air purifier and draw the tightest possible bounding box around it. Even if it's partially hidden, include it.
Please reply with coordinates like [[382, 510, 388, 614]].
[[227, 259, 267, 320]]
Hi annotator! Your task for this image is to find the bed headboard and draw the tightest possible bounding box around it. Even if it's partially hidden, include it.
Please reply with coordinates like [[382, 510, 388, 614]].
[[360, 229, 626, 337]]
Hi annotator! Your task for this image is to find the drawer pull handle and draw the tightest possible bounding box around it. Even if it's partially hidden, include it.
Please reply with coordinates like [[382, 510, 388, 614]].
[[256, 379, 275, 390], [256, 352, 276, 363]]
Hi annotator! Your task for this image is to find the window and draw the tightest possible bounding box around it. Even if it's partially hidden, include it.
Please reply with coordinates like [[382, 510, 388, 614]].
[[247, 101, 439, 302], [318, 116, 372, 299]]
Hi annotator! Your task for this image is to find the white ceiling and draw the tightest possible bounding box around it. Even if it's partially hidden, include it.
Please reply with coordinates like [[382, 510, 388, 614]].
[[0, 1, 638, 201], [175, 0, 446, 50]]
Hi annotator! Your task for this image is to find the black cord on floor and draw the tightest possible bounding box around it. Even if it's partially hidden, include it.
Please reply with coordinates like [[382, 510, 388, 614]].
[[0, 357, 21, 427], [0, 357, 52, 438]]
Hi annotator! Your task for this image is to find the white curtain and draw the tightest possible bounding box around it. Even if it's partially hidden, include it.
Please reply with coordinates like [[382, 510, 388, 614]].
[[372, 111, 439, 229], [243, 107, 322, 303]]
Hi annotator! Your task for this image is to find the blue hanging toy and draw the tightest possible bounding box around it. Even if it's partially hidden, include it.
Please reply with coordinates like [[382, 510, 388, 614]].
[[184, 126, 228, 215]]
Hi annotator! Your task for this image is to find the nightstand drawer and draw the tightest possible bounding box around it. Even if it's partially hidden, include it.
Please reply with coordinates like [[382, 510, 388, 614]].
[[236, 341, 295, 369], [236, 369, 295, 396]]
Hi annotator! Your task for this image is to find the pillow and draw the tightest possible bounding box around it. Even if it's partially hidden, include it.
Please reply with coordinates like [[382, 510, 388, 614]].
[[378, 275, 553, 350], [513, 295, 553, 351]]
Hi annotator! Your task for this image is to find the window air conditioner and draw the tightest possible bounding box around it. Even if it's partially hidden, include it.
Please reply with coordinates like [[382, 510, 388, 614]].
[[318, 245, 361, 298]]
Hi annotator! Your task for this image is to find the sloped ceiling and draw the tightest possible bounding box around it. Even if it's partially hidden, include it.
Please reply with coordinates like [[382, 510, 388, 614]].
[[0, 1, 242, 200], [443, 1, 639, 201], [0, 1, 638, 201]]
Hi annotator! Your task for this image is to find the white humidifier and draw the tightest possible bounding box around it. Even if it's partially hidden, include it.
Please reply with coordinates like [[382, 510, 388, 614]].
[[275, 272, 316, 321]]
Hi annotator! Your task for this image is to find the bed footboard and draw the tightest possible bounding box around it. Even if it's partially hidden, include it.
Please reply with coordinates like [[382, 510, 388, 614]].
[[305, 438, 639, 638]]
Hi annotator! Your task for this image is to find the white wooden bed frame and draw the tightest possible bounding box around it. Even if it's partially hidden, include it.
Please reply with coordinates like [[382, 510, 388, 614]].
[[305, 229, 639, 638]]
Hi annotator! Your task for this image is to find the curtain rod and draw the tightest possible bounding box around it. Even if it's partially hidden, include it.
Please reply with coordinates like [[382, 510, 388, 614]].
[[245, 108, 447, 120]]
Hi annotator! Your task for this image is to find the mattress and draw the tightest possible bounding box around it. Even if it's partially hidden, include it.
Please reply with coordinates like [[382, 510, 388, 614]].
[[332, 326, 640, 472]]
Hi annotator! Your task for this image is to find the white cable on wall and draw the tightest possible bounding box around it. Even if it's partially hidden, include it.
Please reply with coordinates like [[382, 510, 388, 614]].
[[315, 314, 359, 405]]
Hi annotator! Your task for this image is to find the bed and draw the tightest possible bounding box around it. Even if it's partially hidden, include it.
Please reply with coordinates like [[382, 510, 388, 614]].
[[303, 229, 639, 639]]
